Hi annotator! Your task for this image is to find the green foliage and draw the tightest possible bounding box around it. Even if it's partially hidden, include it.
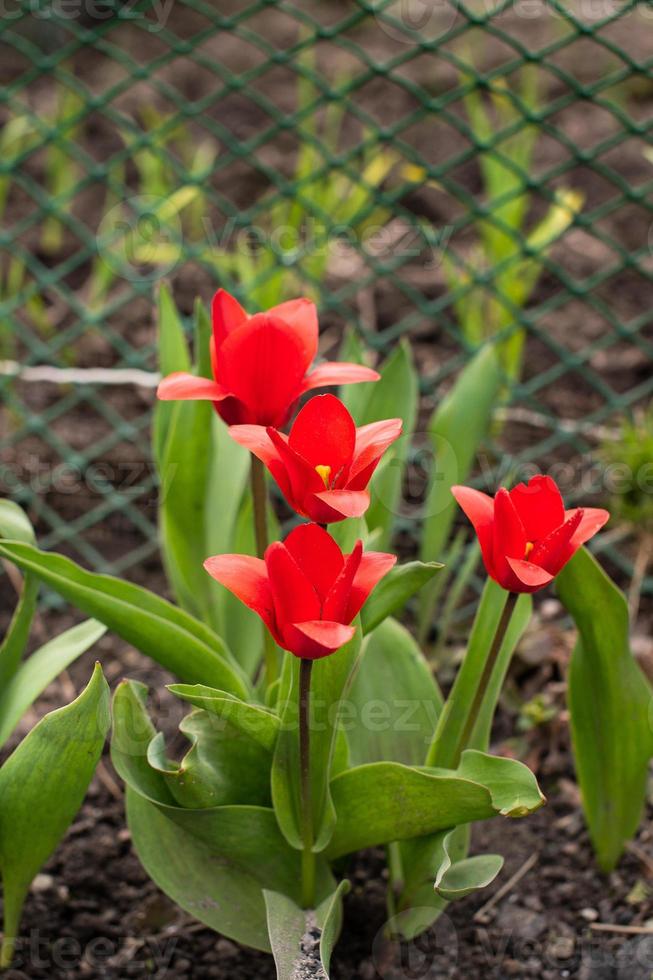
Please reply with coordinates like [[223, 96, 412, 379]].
[[599, 403, 653, 529], [0, 540, 249, 697], [264, 881, 349, 980], [444, 67, 583, 378], [0, 664, 110, 967], [418, 344, 503, 642], [557, 547, 653, 871]]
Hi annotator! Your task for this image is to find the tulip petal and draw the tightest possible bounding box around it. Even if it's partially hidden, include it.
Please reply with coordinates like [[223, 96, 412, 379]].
[[269, 298, 318, 365], [228, 425, 280, 467], [492, 489, 527, 585], [285, 620, 356, 660], [567, 507, 610, 548], [157, 372, 231, 402], [451, 485, 495, 570], [282, 523, 344, 603], [308, 490, 371, 524], [506, 558, 554, 592], [289, 394, 356, 479], [218, 314, 310, 426], [529, 509, 584, 577], [266, 541, 321, 632], [268, 428, 323, 510], [509, 475, 565, 541], [203, 554, 276, 634], [212, 289, 248, 348], [300, 362, 380, 393], [348, 418, 403, 489], [347, 551, 397, 621], [324, 540, 363, 622]]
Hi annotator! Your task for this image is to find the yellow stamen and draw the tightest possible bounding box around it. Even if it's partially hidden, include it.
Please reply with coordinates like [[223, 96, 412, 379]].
[[525, 541, 534, 558], [315, 464, 332, 489]]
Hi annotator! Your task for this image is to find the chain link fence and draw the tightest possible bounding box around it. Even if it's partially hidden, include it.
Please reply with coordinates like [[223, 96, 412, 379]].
[[1, 0, 652, 594]]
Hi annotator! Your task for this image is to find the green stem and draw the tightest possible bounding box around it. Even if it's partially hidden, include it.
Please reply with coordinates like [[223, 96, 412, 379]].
[[299, 658, 316, 909], [449, 590, 519, 769], [250, 456, 278, 685]]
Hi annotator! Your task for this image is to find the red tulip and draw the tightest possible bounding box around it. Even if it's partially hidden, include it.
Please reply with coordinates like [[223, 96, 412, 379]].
[[229, 394, 402, 524], [204, 523, 396, 660], [452, 475, 609, 594], [157, 289, 379, 427]]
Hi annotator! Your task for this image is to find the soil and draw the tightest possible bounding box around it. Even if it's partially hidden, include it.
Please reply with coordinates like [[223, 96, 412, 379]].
[[0, 621, 651, 980], [4, 705, 653, 980]]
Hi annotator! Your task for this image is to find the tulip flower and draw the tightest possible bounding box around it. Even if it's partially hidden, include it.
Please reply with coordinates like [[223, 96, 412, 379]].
[[204, 523, 396, 660], [157, 289, 379, 427], [229, 394, 403, 524], [452, 475, 609, 594]]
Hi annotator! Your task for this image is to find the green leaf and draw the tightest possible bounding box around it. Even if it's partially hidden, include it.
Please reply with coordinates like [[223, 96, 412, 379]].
[[272, 630, 361, 852], [361, 561, 443, 634], [557, 547, 653, 871], [326, 750, 544, 859], [0, 619, 107, 749], [0, 501, 36, 544], [0, 663, 110, 967], [434, 832, 503, 901], [426, 580, 531, 768], [154, 286, 214, 622], [396, 826, 469, 938], [418, 345, 502, 640], [365, 342, 419, 548], [114, 682, 334, 951], [264, 880, 350, 979], [0, 542, 249, 698], [0, 501, 39, 686], [152, 283, 191, 465], [146, 708, 272, 808], [167, 683, 279, 751], [348, 618, 443, 767]]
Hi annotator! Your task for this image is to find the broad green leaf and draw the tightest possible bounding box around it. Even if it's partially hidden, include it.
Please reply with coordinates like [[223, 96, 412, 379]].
[[154, 286, 214, 622], [272, 630, 361, 852], [168, 683, 279, 751], [434, 833, 503, 901], [364, 342, 418, 548], [426, 580, 531, 768], [0, 663, 110, 967], [348, 618, 442, 767], [557, 547, 653, 871], [264, 880, 349, 979], [0, 500, 39, 686], [152, 282, 191, 464], [418, 345, 502, 640], [361, 561, 443, 634], [114, 682, 334, 951], [146, 708, 272, 808], [126, 790, 280, 953], [0, 542, 249, 698], [326, 751, 544, 859], [396, 826, 469, 939], [0, 501, 36, 544], [157, 396, 213, 621], [0, 619, 107, 749], [217, 489, 280, 679]]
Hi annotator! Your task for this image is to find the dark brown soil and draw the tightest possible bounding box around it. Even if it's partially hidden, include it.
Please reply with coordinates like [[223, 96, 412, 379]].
[[4, 750, 653, 980]]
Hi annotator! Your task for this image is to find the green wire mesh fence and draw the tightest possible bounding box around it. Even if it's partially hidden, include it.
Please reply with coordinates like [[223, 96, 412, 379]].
[[0, 0, 652, 595]]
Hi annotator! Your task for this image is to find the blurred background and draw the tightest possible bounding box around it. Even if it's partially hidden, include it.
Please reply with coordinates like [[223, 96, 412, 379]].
[[0, 0, 652, 607]]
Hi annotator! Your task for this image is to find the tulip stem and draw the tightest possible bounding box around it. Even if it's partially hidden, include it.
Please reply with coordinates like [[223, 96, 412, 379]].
[[250, 456, 278, 685], [299, 658, 316, 909], [451, 590, 519, 769]]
